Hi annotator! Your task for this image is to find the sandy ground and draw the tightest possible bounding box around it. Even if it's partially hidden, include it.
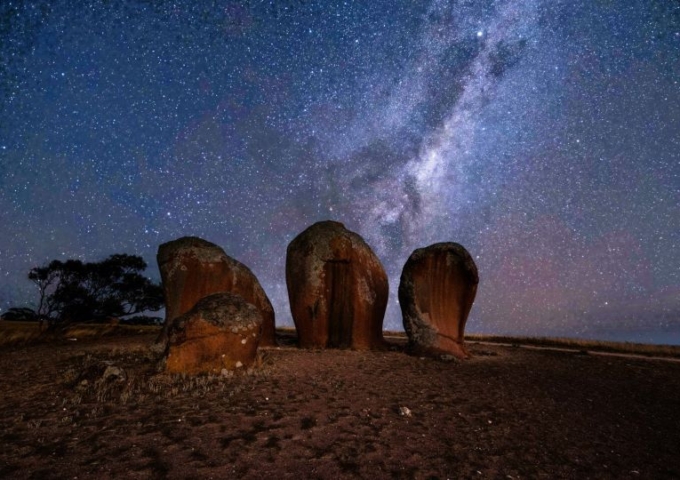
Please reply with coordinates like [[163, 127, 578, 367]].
[[1, 332, 679, 479]]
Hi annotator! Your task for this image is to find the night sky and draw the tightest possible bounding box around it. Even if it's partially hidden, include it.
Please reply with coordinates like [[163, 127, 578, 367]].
[[1, 1, 678, 343]]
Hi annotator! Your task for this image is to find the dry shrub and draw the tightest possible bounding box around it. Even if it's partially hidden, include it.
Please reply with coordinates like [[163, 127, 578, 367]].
[[65, 323, 159, 339], [0, 321, 43, 346], [59, 344, 271, 406], [0, 321, 160, 346]]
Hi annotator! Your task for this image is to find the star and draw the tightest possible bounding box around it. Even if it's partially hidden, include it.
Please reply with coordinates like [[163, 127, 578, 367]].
[[0, 0, 677, 344]]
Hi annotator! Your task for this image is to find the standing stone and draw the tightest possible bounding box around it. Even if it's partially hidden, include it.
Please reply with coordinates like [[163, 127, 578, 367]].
[[399, 242, 479, 359], [286, 221, 388, 349], [164, 292, 262, 374], [156, 236, 275, 346]]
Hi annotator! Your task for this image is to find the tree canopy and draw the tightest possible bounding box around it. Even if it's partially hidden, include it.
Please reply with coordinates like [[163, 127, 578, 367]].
[[25, 254, 163, 328]]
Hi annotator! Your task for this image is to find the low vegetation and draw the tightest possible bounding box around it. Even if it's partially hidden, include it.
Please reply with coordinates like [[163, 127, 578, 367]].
[[3, 253, 163, 332], [465, 333, 680, 359], [0, 320, 161, 347], [59, 345, 272, 409]]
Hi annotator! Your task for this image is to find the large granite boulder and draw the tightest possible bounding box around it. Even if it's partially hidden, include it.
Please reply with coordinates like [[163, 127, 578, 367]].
[[286, 221, 388, 349], [164, 292, 262, 374], [399, 242, 479, 359], [156, 236, 275, 346]]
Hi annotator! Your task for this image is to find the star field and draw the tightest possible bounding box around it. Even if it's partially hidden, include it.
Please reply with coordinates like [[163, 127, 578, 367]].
[[1, 0, 679, 343]]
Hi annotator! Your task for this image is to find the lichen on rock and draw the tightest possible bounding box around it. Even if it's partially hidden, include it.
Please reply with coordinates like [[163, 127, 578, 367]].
[[164, 292, 262, 374]]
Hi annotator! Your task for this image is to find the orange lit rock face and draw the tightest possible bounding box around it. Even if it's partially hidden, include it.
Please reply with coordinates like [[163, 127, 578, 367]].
[[165, 292, 262, 374], [286, 221, 388, 350], [399, 243, 479, 359], [157, 236, 276, 346]]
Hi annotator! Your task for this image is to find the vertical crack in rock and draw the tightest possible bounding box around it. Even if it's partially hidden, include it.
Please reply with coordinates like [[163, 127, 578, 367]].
[[325, 259, 353, 348], [286, 221, 388, 350]]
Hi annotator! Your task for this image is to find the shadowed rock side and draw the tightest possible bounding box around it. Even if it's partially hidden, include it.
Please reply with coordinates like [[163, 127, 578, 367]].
[[286, 221, 388, 349], [399, 243, 479, 359], [164, 292, 262, 374], [156, 236, 275, 346]]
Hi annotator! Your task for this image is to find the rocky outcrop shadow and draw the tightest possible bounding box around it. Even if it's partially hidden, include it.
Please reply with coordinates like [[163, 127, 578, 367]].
[[156, 236, 275, 346], [164, 292, 262, 374], [399, 242, 478, 359], [286, 221, 388, 349]]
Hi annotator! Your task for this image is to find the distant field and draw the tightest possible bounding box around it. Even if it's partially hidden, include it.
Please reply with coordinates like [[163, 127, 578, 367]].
[[3, 321, 680, 359], [464, 333, 680, 359], [0, 320, 161, 346]]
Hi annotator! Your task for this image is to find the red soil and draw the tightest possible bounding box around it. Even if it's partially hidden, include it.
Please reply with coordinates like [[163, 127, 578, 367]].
[[0, 331, 679, 479]]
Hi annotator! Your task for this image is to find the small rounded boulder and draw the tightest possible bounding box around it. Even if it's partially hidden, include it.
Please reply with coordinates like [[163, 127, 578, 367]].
[[164, 292, 262, 375]]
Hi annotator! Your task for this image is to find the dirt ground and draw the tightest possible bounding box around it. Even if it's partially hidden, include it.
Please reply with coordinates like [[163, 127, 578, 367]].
[[1, 331, 679, 479]]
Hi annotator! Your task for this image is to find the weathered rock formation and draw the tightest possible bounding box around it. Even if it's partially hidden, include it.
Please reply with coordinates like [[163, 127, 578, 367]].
[[156, 236, 275, 346], [398, 242, 478, 359], [164, 292, 262, 374], [286, 221, 388, 349]]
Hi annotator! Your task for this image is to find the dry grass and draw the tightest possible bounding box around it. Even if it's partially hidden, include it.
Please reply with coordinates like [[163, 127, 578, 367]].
[[0, 321, 44, 346], [4, 321, 677, 359], [0, 320, 160, 346], [381, 330, 680, 358], [466, 334, 680, 358], [64, 323, 160, 339], [59, 346, 274, 408]]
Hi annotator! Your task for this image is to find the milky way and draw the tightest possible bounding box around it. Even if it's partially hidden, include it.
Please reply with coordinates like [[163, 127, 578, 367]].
[[1, 0, 678, 343]]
